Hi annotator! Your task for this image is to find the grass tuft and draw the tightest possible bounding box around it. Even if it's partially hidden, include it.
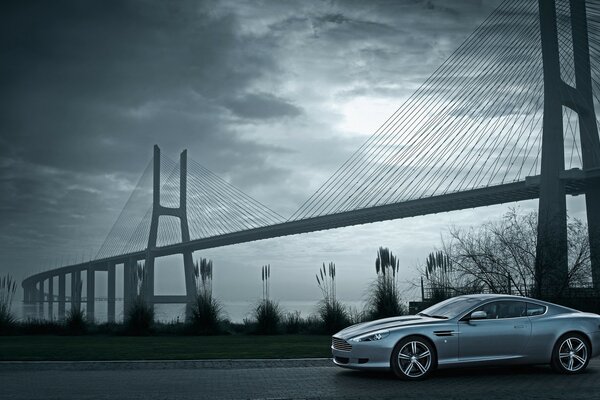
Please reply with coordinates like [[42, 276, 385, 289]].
[[254, 300, 281, 335], [65, 308, 87, 335], [124, 297, 154, 336], [189, 292, 223, 335], [0, 275, 17, 335]]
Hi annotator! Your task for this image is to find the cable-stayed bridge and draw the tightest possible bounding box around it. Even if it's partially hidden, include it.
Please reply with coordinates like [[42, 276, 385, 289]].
[[22, 0, 600, 321]]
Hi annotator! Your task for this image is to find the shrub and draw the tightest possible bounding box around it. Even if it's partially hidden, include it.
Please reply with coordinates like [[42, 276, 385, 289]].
[[123, 262, 154, 335], [189, 258, 223, 335], [124, 296, 154, 335], [189, 292, 222, 335], [315, 262, 349, 334], [16, 318, 63, 335], [65, 308, 87, 335], [253, 264, 281, 334], [0, 275, 17, 335], [318, 299, 350, 334], [347, 306, 368, 325], [367, 247, 406, 319], [283, 310, 303, 334], [254, 299, 281, 335]]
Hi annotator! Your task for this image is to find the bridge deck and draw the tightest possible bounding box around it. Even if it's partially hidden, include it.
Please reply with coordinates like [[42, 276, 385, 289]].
[[22, 171, 598, 287]]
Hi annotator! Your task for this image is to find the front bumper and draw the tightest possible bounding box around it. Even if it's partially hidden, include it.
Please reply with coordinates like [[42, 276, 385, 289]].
[[331, 337, 392, 370]]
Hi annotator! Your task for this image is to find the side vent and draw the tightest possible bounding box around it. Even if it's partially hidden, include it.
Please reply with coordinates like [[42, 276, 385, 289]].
[[433, 330, 455, 337]]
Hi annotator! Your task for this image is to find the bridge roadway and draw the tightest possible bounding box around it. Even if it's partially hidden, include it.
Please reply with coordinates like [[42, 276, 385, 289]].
[[21, 169, 600, 320], [1, 358, 599, 399]]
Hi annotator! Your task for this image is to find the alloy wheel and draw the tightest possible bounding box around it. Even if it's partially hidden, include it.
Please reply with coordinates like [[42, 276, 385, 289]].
[[397, 340, 432, 378], [558, 337, 588, 372]]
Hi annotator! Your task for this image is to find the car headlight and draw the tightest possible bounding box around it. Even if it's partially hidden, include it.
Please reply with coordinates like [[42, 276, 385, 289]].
[[349, 330, 390, 342]]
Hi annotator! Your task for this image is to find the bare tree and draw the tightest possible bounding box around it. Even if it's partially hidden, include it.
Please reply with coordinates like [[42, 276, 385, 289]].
[[422, 209, 591, 299]]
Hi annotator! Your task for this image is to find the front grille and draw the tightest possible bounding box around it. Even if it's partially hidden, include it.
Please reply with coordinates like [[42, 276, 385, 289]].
[[332, 337, 352, 352]]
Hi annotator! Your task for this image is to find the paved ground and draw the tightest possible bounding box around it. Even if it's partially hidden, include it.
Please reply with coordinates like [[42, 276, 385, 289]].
[[1, 358, 599, 400]]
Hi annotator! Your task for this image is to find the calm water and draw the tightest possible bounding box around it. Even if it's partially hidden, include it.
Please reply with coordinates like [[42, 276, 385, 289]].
[[18, 300, 366, 324]]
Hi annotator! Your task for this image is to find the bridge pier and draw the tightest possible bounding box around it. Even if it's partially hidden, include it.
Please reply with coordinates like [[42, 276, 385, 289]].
[[48, 277, 54, 320], [107, 263, 116, 323], [87, 266, 95, 321], [123, 258, 136, 315], [37, 281, 44, 318], [58, 273, 66, 320], [71, 270, 81, 312], [535, 0, 600, 296], [536, 0, 568, 297], [23, 285, 31, 304], [569, 0, 600, 291]]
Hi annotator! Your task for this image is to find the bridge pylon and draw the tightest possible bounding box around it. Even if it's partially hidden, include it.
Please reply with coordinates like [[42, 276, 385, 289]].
[[537, 0, 600, 296], [144, 145, 197, 314]]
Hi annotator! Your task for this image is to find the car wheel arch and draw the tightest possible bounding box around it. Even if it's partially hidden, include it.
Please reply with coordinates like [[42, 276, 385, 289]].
[[550, 331, 592, 374], [553, 330, 592, 356], [390, 334, 439, 369]]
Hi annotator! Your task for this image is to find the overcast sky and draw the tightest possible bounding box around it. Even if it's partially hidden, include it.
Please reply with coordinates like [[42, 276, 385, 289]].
[[2, 0, 591, 318]]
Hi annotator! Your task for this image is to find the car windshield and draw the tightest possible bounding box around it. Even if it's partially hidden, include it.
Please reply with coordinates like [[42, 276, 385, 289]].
[[418, 296, 482, 319]]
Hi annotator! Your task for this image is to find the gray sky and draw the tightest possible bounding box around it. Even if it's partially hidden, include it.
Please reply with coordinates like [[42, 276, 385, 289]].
[[1, 0, 590, 315]]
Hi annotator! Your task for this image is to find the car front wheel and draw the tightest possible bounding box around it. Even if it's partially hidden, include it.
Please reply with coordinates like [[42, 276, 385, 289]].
[[391, 336, 436, 380], [551, 333, 590, 374]]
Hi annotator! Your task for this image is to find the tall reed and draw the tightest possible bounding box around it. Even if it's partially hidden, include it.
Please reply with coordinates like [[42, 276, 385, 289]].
[[125, 262, 154, 335], [367, 247, 405, 319], [65, 276, 87, 335], [255, 264, 281, 334], [316, 262, 349, 334], [0, 275, 17, 333], [190, 258, 222, 334]]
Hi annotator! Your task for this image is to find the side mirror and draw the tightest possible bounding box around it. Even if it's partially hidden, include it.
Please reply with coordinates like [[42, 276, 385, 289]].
[[469, 310, 487, 320]]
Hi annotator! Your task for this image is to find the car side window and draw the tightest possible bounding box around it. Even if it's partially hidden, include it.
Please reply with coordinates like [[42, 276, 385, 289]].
[[526, 302, 546, 316], [472, 301, 526, 319]]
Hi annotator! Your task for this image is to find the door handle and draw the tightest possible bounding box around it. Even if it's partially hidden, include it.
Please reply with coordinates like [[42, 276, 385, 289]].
[[514, 325, 525, 329]]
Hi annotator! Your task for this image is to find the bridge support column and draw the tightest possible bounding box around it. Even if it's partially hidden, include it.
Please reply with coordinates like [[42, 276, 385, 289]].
[[535, 0, 600, 296], [37, 281, 44, 318], [58, 274, 66, 320], [47, 277, 54, 320], [123, 258, 136, 315], [536, 0, 600, 295], [107, 263, 116, 323], [568, 0, 600, 291], [180, 151, 197, 313], [23, 285, 31, 304], [71, 270, 81, 312], [86, 266, 95, 321]]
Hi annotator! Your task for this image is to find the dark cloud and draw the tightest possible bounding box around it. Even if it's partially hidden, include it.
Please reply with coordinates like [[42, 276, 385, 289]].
[[224, 92, 302, 120]]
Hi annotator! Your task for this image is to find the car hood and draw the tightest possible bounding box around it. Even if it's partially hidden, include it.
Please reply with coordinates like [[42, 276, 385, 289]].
[[334, 315, 444, 340]]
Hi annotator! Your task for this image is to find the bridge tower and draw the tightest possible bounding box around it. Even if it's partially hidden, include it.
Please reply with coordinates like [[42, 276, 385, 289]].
[[537, 0, 600, 296], [144, 145, 197, 312]]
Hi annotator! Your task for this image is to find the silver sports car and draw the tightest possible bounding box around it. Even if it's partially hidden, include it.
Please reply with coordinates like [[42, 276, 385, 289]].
[[332, 294, 600, 380]]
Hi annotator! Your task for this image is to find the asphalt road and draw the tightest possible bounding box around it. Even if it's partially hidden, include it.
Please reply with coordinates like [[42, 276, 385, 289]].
[[1, 358, 599, 400]]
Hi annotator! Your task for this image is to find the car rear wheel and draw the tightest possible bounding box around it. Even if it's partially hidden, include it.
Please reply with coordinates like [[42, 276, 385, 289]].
[[391, 336, 436, 380], [551, 333, 590, 374]]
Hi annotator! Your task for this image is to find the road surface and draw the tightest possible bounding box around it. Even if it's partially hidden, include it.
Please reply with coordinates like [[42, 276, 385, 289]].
[[1, 358, 598, 399]]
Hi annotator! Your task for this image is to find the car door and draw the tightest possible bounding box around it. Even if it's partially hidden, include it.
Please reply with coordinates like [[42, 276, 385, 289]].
[[458, 300, 532, 361]]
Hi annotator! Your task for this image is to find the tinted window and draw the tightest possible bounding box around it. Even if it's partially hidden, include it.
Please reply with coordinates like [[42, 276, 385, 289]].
[[526, 302, 546, 316], [472, 301, 526, 319], [420, 296, 481, 319]]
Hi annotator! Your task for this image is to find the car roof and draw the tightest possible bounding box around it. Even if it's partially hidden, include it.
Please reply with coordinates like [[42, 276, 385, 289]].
[[457, 294, 577, 312], [459, 293, 538, 302]]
